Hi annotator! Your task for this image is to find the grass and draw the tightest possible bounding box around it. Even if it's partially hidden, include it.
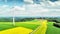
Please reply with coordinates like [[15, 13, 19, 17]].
[[0, 20, 60, 34], [46, 22, 60, 34], [15, 23, 39, 30], [0, 22, 16, 31], [0, 20, 40, 31], [0, 19, 40, 34], [15, 19, 40, 30]]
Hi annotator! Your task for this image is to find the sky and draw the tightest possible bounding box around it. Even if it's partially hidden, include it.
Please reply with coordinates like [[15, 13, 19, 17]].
[[0, 0, 60, 17]]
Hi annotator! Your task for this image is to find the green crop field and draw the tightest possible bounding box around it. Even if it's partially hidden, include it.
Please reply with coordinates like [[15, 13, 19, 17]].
[[0, 22, 39, 31], [0, 19, 60, 34], [46, 22, 60, 34]]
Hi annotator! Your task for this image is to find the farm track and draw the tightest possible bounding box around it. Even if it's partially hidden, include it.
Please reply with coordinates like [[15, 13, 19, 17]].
[[31, 20, 47, 34]]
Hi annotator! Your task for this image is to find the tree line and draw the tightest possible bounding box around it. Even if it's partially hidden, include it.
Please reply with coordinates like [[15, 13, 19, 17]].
[[0, 17, 60, 22]]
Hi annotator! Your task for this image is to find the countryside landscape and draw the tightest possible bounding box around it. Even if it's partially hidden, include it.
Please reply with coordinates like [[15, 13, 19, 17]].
[[0, 17, 60, 34], [0, 0, 60, 34]]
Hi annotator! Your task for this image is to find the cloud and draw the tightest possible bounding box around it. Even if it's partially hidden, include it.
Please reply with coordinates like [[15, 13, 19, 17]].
[[10, 5, 27, 16], [43, 1, 60, 8], [0, 4, 60, 17], [0, 0, 60, 17], [25, 4, 60, 17], [0, 5, 26, 17], [0, 5, 12, 17], [24, 0, 33, 4], [13, 6, 25, 11]]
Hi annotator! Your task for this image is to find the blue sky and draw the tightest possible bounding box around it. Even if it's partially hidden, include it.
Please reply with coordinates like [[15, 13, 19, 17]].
[[0, 0, 24, 6], [0, 0, 60, 17]]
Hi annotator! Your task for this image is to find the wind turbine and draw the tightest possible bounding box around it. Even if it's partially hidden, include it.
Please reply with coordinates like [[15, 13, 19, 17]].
[[12, 7, 15, 26], [12, 1, 16, 26], [5, 0, 16, 26]]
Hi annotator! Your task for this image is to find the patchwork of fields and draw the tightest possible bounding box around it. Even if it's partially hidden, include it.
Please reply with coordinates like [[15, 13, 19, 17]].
[[0, 19, 60, 34]]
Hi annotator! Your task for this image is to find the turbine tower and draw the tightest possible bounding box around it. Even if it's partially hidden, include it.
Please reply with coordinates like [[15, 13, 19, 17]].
[[5, 0, 16, 26]]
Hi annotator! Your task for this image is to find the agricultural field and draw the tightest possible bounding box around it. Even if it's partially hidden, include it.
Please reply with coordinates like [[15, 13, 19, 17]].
[[0, 19, 60, 34]]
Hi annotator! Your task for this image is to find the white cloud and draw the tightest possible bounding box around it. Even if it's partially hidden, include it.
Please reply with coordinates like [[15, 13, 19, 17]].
[[13, 6, 25, 11], [24, 0, 33, 4], [25, 4, 60, 17], [0, 1, 60, 17], [55, 1, 60, 6], [10, 5, 26, 16], [0, 5, 10, 13], [47, 1, 56, 7], [26, 4, 49, 13], [0, 5, 12, 17], [44, 1, 60, 8], [0, 5, 26, 17]]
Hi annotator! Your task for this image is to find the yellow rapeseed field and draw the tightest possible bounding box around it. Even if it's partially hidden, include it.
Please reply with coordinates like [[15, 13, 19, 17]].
[[31, 20, 47, 34], [0, 27, 33, 34]]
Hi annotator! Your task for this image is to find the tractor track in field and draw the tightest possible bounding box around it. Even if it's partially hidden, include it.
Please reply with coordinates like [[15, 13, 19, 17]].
[[31, 20, 47, 34]]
